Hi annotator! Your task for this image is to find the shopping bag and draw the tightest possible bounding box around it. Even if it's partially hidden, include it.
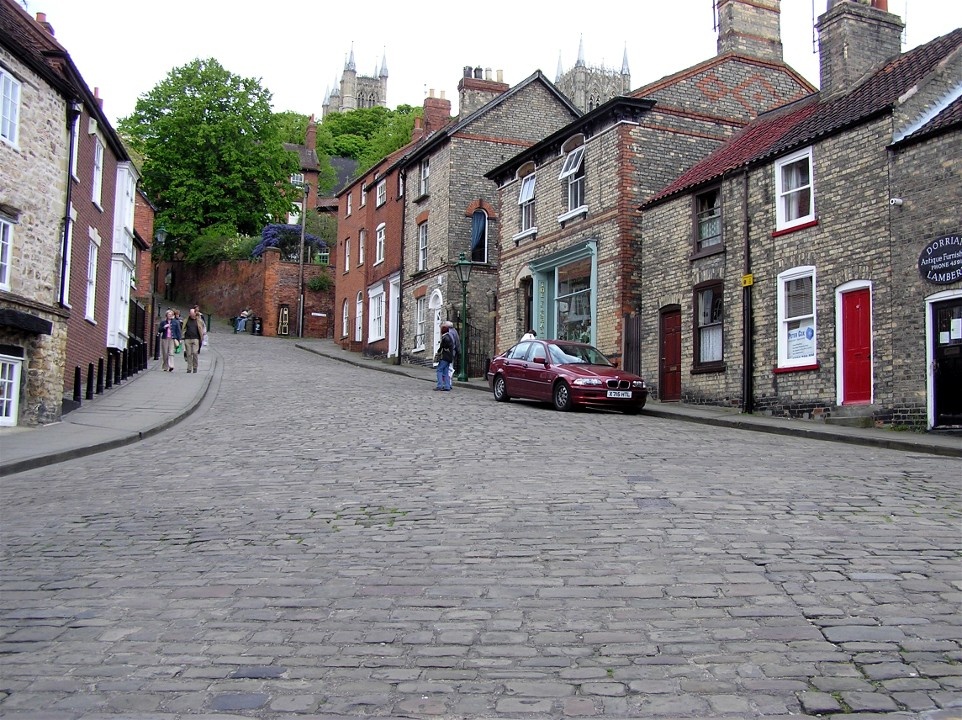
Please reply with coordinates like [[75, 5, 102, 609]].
[[174, 342, 182, 354]]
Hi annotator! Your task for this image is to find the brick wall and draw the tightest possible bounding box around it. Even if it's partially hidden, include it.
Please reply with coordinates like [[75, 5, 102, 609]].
[[160, 249, 334, 339]]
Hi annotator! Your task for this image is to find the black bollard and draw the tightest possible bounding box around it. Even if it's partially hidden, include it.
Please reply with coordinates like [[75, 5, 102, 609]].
[[121, 349, 129, 381], [73, 366, 81, 404], [97, 357, 104, 394], [86, 363, 94, 400], [105, 353, 113, 389]]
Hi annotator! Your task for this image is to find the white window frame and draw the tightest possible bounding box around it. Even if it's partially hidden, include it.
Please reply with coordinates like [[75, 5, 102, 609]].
[[417, 222, 428, 271], [414, 296, 426, 351], [359, 185, 366, 207], [0, 352, 23, 427], [358, 228, 366, 266], [346, 191, 352, 217], [0, 214, 12, 291], [92, 136, 105, 208], [354, 291, 363, 342], [368, 285, 385, 341], [376, 179, 387, 207], [70, 114, 80, 179], [85, 229, 101, 321], [62, 206, 76, 307], [419, 158, 430, 197], [518, 174, 537, 235], [775, 147, 814, 231], [559, 146, 586, 216], [343, 238, 350, 274], [341, 299, 349, 338], [0, 69, 21, 146], [776, 265, 817, 369], [375, 223, 385, 264]]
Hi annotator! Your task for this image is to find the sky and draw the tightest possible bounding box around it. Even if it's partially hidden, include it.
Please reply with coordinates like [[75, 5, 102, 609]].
[[20, 0, 962, 127]]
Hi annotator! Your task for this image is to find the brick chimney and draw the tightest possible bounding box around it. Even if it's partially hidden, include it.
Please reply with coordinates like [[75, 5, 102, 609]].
[[458, 65, 509, 118], [715, 0, 783, 62], [305, 115, 317, 151], [817, 0, 903, 98], [422, 90, 452, 134], [35, 12, 55, 36]]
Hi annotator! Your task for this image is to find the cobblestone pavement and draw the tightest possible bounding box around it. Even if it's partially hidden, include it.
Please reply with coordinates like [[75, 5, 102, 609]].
[[1, 334, 960, 719]]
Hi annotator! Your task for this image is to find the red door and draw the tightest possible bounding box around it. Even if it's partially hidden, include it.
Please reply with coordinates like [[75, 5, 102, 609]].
[[660, 309, 681, 402], [842, 288, 872, 404]]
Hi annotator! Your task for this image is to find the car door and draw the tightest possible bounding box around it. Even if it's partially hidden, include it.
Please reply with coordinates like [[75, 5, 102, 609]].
[[501, 341, 532, 396], [521, 341, 553, 401]]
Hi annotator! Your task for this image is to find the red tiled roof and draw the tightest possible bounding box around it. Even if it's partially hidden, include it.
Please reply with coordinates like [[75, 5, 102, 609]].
[[644, 28, 962, 208]]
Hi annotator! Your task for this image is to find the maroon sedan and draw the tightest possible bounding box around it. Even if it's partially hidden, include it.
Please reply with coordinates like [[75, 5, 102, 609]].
[[487, 339, 648, 414]]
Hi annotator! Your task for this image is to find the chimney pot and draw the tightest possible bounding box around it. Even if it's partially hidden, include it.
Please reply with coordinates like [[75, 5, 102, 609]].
[[463, 66, 472, 78], [474, 66, 482, 79]]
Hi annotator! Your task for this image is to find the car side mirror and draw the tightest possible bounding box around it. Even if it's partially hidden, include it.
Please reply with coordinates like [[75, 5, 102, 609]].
[[533, 356, 548, 365]]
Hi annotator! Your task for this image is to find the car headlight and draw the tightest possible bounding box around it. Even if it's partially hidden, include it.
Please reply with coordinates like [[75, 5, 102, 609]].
[[632, 380, 646, 389], [572, 378, 603, 386]]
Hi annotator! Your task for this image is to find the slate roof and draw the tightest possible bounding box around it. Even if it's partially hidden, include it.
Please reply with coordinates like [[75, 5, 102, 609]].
[[644, 28, 962, 208]]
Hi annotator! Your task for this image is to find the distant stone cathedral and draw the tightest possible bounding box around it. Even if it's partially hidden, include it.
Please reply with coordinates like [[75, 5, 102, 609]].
[[555, 37, 631, 112], [321, 44, 388, 118]]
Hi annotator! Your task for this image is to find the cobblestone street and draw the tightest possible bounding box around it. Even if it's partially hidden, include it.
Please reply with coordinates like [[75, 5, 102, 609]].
[[1, 335, 960, 718]]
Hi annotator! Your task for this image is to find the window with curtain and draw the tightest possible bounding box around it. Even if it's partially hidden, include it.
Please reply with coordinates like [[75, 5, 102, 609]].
[[695, 189, 722, 252], [694, 283, 723, 367], [559, 146, 585, 212], [471, 210, 487, 263], [519, 174, 536, 232], [775, 147, 814, 230]]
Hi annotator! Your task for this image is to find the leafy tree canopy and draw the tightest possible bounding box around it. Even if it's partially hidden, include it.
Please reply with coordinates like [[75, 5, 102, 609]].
[[119, 58, 299, 259]]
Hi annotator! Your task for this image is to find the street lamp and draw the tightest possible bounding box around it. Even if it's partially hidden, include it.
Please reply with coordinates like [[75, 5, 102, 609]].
[[151, 226, 166, 360], [454, 252, 473, 381], [296, 183, 310, 338]]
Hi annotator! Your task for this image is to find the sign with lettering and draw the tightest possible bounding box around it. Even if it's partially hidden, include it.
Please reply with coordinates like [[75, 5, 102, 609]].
[[918, 235, 962, 284]]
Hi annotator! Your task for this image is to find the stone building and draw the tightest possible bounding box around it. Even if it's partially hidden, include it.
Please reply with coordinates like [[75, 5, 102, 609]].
[[397, 68, 581, 375], [554, 36, 631, 112], [486, 0, 813, 367], [321, 45, 388, 118], [638, 1, 961, 429], [0, 1, 149, 426], [334, 93, 452, 359]]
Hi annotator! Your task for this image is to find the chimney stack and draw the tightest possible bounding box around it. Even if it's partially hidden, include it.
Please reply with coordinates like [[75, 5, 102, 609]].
[[305, 115, 317, 151], [715, 0, 783, 62], [818, 0, 903, 98], [458, 64, 509, 117], [35, 12, 55, 36], [422, 91, 452, 134]]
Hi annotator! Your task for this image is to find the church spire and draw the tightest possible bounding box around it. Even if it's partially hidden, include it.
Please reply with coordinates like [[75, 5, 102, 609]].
[[621, 43, 630, 75], [347, 42, 356, 71], [556, 51, 564, 83], [379, 48, 389, 78], [576, 35, 585, 68]]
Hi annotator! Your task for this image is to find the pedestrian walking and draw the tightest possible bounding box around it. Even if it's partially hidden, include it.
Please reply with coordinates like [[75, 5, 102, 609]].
[[443, 320, 460, 381], [157, 310, 182, 372], [434, 326, 455, 391], [181, 307, 206, 373]]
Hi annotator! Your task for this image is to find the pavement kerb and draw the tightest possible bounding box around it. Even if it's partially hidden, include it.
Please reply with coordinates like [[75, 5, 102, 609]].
[[0, 353, 218, 477], [295, 341, 961, 459]]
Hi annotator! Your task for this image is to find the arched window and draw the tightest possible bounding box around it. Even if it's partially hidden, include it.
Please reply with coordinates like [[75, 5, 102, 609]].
[[355, 291, 364, 342], [471, 209, 488, 263]]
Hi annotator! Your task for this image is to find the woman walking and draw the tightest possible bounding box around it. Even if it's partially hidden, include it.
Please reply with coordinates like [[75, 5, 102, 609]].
[[158, 310, 182, 372]]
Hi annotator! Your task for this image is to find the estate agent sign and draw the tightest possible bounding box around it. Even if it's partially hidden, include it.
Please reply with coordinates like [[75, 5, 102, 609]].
[[918, 235, 962, 284]]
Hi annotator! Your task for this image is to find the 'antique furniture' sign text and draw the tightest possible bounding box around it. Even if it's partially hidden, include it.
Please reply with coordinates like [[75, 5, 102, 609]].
[[918, 235, 962, 284]]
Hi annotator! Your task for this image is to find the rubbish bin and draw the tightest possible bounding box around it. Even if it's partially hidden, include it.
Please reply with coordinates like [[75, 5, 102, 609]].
[[253, 316, 263, 335]]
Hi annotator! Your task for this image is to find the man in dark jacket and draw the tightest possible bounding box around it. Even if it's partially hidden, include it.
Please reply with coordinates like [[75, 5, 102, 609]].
[[181, 307, 206, 373]]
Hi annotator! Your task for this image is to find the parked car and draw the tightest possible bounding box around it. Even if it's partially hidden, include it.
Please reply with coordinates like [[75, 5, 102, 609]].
[[487, 339, 648, 414]]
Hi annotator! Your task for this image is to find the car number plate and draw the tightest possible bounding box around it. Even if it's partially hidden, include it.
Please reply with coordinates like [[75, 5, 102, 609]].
[[607, 390, 632, 399]]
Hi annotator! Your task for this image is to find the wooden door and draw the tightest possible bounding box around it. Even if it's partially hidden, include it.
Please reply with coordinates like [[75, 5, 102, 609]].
[[660, 309, 681, 402], [841, 288, 872, 404]]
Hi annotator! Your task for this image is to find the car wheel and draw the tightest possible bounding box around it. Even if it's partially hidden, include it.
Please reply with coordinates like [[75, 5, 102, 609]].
[[553, 381, 573, 411], [493, 374, 510, 402]]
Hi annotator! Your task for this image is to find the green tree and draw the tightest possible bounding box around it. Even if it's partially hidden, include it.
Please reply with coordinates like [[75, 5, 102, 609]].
[[275, 110, 309, 144], [119, 58, 299, 260], [355, 105, 420, 174]]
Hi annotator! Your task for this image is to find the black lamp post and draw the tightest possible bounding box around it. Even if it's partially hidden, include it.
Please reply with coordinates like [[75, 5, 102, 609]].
[[454, 252, 473, 381], [151, 226, 166, 360]]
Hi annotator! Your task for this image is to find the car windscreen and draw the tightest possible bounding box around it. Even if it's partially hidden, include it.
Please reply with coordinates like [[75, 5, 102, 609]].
[[549, 343, 612, 366]]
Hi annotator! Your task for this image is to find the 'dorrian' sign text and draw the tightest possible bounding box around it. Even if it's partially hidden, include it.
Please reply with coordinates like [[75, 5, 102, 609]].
[[918, 235, 962, 284]]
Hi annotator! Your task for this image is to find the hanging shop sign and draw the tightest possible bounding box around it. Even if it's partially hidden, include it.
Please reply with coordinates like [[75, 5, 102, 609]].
[[918, 235, 962, 284]]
